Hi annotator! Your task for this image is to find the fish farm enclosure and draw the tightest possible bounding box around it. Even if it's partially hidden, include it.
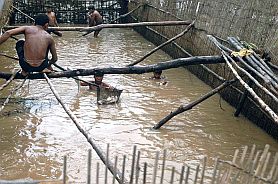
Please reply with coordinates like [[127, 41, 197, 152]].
[[0, 0, 278, 183]]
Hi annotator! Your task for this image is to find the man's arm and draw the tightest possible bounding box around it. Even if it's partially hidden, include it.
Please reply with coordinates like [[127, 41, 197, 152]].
[[0, 26, 26, 44], [48, 37, 58, 64], [53, 13, 59, 27]]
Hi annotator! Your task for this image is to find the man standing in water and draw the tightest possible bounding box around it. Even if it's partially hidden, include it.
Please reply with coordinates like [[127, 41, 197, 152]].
[[80, 72, 111, 90], [46, 6, 62, 37], [87, 5, 103, 37], [0, 14, 58, 76]]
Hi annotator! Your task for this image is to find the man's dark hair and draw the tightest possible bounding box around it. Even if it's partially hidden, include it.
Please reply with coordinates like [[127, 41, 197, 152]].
[[154, 70, 162, 74], [94, 71, 104, 77], [35, 14, 49, 26], [88, 5, 95, 10]]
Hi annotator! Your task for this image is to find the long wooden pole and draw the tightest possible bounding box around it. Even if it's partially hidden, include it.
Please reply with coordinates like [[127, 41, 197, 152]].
[[127, 21, 195, 66], [110, 4, 143, 23], [0, 56, 225, 79], [43, 73, 128, 184], [12, 5, 35, 22], [222, 52, 278, 124], [53, 63, 99, 88], [153, 79, 237, 129], [4, 20, 193, 32]]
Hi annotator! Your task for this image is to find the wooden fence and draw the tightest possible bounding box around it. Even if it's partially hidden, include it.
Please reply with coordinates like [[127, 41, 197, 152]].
[[10, 0, 123, 24]]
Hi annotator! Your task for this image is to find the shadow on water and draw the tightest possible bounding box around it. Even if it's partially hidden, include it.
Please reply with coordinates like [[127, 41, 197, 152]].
[[0, 27, 277, 181]]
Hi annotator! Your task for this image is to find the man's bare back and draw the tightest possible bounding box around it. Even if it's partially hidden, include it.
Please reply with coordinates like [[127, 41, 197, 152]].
[[0, 14, 58, 75], [89, 10, 103, 27], [24, 26, 55, 66]]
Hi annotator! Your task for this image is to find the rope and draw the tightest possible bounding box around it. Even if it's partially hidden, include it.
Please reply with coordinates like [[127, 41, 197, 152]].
[[43, 73, 128, 184], [231, 48, 254, 57], [0, 74, 28, 112], [0, 69, 20, 91]]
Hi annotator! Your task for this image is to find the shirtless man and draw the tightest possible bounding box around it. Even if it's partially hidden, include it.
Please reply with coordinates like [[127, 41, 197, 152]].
[[87, 5, 103, 37], [150, 70, 167, 85], [80, 72, 111, 90], [0, 14, 58, 76], [46, 7, 62, 37]]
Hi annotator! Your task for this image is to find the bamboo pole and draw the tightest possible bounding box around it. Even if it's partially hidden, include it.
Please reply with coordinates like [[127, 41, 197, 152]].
[[208, 35, 278, 118], [0, 53, 19, 60], [4, 20, 192, 32], [222, 53, 278, 124], [153, 78, 237, 129], [230, 37, 277, 81], [0, 74, 27, 112], [0, 69, 19, 91], [234, 81, 253, 117], [110, 4, 143, 23], [11, 5, 35, 22], [230, 59, 278, 103], [228, 37, 278, 90], [43, 73, 128, 184], [127, 21, 195, 66], [0, 56, 225, 80], [208, 35, 274, 88]]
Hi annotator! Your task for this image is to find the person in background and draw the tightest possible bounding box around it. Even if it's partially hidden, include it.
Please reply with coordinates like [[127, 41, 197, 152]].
[[46, 6, 62, 37], [80, 72, 111, 90], [0, 14, 58, 76], [87, 5, 103, 37], [150, 70, 167, 85]]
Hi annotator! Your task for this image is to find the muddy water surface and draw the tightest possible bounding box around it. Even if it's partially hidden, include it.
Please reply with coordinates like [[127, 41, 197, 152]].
[[0, 28, 277, 182]]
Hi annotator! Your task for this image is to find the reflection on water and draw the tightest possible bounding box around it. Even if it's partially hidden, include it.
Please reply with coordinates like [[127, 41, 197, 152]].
[[0, 28, 277, 182]]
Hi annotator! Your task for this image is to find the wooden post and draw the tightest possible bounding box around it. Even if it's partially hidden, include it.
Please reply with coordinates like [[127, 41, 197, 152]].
[[153, 79, 237, 129], [234, 80, 253, 117]]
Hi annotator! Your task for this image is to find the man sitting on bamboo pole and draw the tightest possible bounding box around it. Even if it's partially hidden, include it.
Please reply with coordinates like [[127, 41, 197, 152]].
[[0, 14, 58, 76]]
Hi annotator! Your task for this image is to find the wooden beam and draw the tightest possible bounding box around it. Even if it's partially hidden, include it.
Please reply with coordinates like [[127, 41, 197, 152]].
[[153, 79, 237, 129], [0, 56, 224, 80], [4, 20, 193, 32]]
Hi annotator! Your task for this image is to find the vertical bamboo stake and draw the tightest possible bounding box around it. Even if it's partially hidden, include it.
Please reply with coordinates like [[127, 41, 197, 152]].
[[105, 144, 110, 184], [272, 166, 278, 182], [247, 160, 256, 184], [63, 155, 67, 184], [122, 155, 127, 184], [135, 151, 141, 184], [143, 162, 148, 184], [184, 166, 190, 184], [211, 157, 219, 184], [250, 151, 262, 184], [179, 165, 185, 184], [200, 156, 207, 184], [130, 145, 137, 184], [87, 149, 92, 184], [96, 162, 100, 184], [234, 146, 248, 183], [255, 145, 270, 176], [225, 149, 239, 182], [113, 156, 118, 184], [160, 149, 167, 184], [246, 145, 256, 170], [193, 165, 199, 184], [170, 167, 175, 184], [152, 151, 159, 184], [261, 152, 271, 178], [267, 152, 278, 180]]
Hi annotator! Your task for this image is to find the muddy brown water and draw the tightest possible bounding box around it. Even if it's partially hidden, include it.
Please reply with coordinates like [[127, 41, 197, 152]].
[[0, 28, 277, 182]]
